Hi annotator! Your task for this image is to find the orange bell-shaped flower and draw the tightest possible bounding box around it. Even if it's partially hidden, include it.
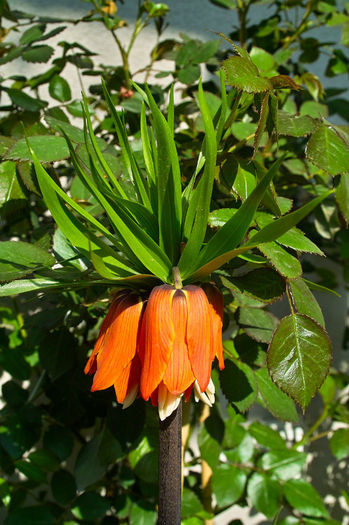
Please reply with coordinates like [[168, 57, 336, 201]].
[[85, 283, 225, 420], [139, 283, 224, 420], [84, 290, 144, 408]]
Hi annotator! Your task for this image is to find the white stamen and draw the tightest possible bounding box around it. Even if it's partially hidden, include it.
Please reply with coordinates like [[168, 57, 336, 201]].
[[158, 383, 182, 420], [193, 378, 215, 406], [122, 384, 138, 409]]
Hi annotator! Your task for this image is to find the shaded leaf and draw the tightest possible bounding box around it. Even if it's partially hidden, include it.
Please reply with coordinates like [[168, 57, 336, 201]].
[[239, 307, 279, 343], [306, 125, 349, 175], [220, 359, 258, 412], [278, 111, 316, 137], [224, 268, 285, 304], [256, 368, 298, 422], [289, 278, 325, 327], [22, 45, 54, 63], [0, 241, 54, 281]]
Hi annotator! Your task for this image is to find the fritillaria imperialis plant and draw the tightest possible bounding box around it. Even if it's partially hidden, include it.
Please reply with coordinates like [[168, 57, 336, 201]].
[[1, 66, 334, 521]]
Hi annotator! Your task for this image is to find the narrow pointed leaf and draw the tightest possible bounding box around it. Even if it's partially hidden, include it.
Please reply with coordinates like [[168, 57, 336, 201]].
[[81, 94, 127, 198], [140, 102, 157, 210], [145, 84, 182, 263], [188, 156, 284, 279], [179, 81, 217, 275], [101, 81, 151, 209], [62, 137, 171, 280], [267, 314, 332, 410], [189, 189, 331, 281], [32, 152, 135, 276]]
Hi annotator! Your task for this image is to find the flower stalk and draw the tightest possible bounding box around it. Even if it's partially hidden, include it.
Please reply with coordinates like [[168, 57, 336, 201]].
[[158, 401, 183, 525]]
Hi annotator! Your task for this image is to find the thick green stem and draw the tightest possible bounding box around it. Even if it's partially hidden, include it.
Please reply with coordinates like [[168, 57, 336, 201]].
[[158, 402, 182, 525]]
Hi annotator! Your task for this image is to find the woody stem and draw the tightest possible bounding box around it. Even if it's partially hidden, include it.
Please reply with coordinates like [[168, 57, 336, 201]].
[[158, 400, 182, 525]]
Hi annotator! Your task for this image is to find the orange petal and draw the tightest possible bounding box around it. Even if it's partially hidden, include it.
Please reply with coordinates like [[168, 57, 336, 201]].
[[163, 290, 195, 395], [203, 283, 225, 370], [185, 285, 212, 392], [91, 293, 144, 391], [139, 285, 175, 400], [84, 296, 122, 375], [114, 353, 141, 404]]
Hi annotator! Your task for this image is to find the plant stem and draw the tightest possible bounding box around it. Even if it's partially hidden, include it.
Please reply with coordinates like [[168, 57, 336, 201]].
[[158, 401, 182, 525]]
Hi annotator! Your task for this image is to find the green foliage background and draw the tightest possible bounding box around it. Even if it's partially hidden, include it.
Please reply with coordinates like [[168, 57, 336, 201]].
[[0, 0, 349, 523]]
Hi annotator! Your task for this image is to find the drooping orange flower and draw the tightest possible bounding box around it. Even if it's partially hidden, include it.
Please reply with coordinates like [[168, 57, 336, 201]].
[[139, 283, 225, 420], [85, 283, 224, 420], [84, 290, 144, 408]]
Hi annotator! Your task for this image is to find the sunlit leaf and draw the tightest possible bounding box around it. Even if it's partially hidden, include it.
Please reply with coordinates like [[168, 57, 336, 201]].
[[267, 314, 332, 410]]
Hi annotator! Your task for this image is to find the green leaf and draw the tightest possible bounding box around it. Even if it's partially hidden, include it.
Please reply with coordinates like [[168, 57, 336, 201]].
[[51, 470, 77, 505], [249, 422, 286, 449], [222, 268, 285, 304], [260, 450, 307, 481], [179, 81, 217, 274], [144, 84, 182, 263], [27, 448, 58, 470], [278, 111, 316, 137], [49, 75, 72, 102], [284, 479, 328, 517], [43, 426, 74, 461], [15, 459, 46, 483], [189, 156, 285, 280], [0, 278, 65, 297], [276, 228, 323, 255], [39, 328, 75, 380], [254, 92, 270, 156], [181, 488, 206, 519], [22, 44, 54, 63], [31, 151, 140, 276], [257, 241, 302, 278], [100, 82, 150, 207], [247, 473, 282, 519], [4, 506, 55, 525], [20, 24, 46, 45], [198, 420, 221, 470], [336, 172, 349, 224], [6, 88, 47, 111], [239, 307, 279, 343], [178, 64, 201, 84], [212, 464, 247, 507], [0, 161, 26, 214], [73, 492, 111, 520], [245, 190, 333, 248], [63, 133, 171, 280], [289, 278, 325, 327], [306, 125, 349, 175], [220, 359, 258, 412], [267, 314, 332, 410], [256, 368, 298, 422], [75, 434, 106, 490], [222, 52, 272, 93], [4, 136, 69, 162], [330, 428, 349, 459], [0, 241, 54, 281], [130, 501, 157, 525]]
